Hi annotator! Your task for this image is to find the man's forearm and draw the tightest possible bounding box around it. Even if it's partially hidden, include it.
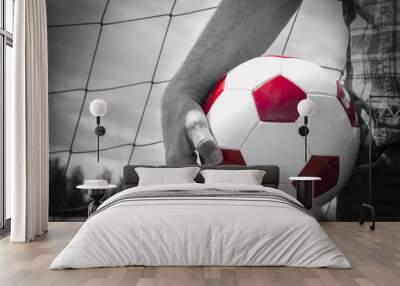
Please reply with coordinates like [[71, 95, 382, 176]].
[[161, 0, 302, 165], [167, 0, 302, 104]]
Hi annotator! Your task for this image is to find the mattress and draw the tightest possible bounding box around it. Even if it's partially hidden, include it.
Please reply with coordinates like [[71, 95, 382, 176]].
[[50, 183, 350, 269]]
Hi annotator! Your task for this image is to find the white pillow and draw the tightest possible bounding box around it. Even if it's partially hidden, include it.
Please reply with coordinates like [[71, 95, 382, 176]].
[[200, 169, 266, 185], [135, 167, 200, 186]]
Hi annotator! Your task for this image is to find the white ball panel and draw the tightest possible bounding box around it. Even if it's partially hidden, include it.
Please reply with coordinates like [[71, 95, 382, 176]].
[[323, 68, 343, 82], [241, 122, 310, 185], [207, 90, 259, 149], [224, 57, 283, 90], [282, 58, 337, 95], [302, 95, 355, 156]]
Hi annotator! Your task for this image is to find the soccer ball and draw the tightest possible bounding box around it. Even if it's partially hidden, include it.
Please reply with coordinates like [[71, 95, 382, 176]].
[[203, 56, 360, 207]]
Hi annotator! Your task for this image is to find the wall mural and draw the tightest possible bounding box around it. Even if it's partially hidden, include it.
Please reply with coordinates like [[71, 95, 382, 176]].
[[48, 0, 400, 220]]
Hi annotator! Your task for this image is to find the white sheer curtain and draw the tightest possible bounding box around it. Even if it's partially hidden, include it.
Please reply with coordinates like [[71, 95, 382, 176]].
[[9, 0, 49, 242]]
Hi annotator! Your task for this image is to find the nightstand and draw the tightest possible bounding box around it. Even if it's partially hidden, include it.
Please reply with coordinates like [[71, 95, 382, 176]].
[[289, 176, 321, 210], [77, 184, 117, 216]]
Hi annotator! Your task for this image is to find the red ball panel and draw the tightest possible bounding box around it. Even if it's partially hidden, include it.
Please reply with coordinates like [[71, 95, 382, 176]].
[[203, 74, 226, 114], [221, 149, 246, 165], [295, 156, 340, 198], [252, 75, 306, 122], [337, 81, 359, 127]]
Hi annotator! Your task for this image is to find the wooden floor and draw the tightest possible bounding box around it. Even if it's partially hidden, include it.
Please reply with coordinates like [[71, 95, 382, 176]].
[[0, 222, 399, 286]]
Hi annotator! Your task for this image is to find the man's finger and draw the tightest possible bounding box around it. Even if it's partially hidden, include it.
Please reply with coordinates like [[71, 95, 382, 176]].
[[185, 109, 223, 165]]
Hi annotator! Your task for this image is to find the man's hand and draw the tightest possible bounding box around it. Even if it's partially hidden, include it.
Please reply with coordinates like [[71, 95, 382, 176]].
[[162, 90, 222, 165], [162, 0, 302, 165]]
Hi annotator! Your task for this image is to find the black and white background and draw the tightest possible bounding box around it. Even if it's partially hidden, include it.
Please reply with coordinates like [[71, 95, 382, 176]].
[[47, 0, 400, 219]]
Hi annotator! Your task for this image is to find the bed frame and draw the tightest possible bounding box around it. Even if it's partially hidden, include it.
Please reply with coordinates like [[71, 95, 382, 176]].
[[123, 165, 280, 189]]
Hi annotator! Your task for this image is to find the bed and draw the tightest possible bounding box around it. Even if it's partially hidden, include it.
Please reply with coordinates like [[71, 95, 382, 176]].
[[50, 165, 350, 269]]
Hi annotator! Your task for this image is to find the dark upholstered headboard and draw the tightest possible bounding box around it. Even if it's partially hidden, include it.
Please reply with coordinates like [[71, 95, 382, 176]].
[[123, 165, 280, 189]]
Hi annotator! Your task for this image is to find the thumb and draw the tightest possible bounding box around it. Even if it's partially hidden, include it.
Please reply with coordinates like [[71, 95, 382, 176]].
[[185, 109, 223, 165]]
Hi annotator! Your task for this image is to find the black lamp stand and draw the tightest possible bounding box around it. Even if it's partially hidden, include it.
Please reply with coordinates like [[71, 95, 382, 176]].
[[359, 96, 376, 230], [94, 116, 106, 162], [298, 116, 309, 162]]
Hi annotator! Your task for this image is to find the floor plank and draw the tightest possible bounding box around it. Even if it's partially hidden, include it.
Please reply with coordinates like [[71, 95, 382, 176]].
[[0, 222, 399, 286]]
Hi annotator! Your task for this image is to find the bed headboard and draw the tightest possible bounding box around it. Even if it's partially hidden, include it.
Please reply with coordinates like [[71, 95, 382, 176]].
[[123, 165, 280, 189]]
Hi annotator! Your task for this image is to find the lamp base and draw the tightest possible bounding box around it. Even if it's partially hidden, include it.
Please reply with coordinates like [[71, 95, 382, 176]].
[[95, 126, 106, 136], [298, 125, 309, 137], [359, 203, 376, 231]]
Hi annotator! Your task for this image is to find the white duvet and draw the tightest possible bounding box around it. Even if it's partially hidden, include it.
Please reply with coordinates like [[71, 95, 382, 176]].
[[50, 183, 350, 269]]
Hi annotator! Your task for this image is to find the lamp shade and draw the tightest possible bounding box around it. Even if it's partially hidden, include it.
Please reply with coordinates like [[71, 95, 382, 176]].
[[90, 99, 107, 117], [297, 99, 315, 116]]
